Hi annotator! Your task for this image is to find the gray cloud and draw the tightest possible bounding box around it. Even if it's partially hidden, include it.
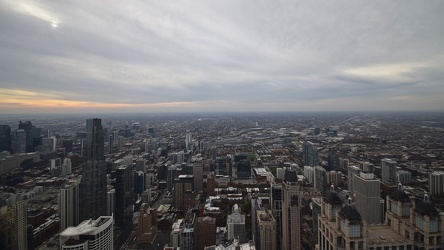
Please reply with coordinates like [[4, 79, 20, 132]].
[[1, 0, 444, 113]]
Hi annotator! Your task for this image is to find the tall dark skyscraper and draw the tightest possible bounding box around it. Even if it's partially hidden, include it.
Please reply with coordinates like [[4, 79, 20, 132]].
[[18, 121, 33, 153], [302, 141, 319, 167], [0, 125, 11, 153], [115, 165, 134, 226], [80, 118, 107, 221]]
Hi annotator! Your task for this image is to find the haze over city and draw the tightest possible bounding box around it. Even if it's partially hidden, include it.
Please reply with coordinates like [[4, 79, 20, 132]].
[[1, 0, 444, 114]]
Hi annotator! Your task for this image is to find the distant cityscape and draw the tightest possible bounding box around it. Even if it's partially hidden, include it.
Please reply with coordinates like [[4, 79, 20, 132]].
[[1, 111, 444, 250]]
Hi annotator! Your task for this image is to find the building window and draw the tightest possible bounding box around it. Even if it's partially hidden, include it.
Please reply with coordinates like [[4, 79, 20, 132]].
[[340, 219, 346, 234], [430, 219, 438, 233], [349, 224, 361, 238], [415, 216, 424, 230], [402, 204, 410, 217], [391, 202, 397, 214], [332, 208, 337, 220]]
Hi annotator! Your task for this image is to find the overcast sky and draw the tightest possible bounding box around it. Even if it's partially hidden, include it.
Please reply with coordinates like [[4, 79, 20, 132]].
[[1, 0, 444, 114]]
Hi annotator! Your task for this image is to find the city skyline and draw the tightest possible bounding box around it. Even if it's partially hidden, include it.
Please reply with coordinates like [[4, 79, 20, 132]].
[[1, 1, 444, 114]]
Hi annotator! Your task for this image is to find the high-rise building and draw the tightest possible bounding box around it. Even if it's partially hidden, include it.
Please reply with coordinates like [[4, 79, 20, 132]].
[[12, 129, 27, 154], [347, 165, 361, 193], [354, 172, 383, 224], [135, 171, 146, 195], [397, 170, 412, 184], [256, 209, 277, 250], [79, 118, 107, 221], [0, 198, 14, 249], [170, 219, 182, 248], [303, 165, 314, 183], [270, 184, 282, 250], [61, 158, 72, 177], [281, 169, 301, 250], [236, 160, 251, 178], [381, 158, 397, 184], [429, 171, 444, 195], [327, 152, 340, 171], [174, 175, 194, 210], [108, 134, 113, 154], [314, 166, 327, 194], [59, 180, 80, 231], [115, 165, 134, 226], [118, 136, 124, 151], [186, 132, 192, 151], [340, 158, 349, 169], [207, 172, 216, 196], [0, 125, 11, 153], [135, 158, 145, 172], [14, 200, 28, 250], [227, 204, 246, 244], [193, 163, 203, 190], [311, 197, 322, 242], [18, 121, 33, 153], [181, 211, 197, 250], [107, 189, 115, 216], [137, 203, 157, 244], [60, 215, 113, 249], [42, 137, 56, 152], [197, 216, 216, 250], [302, 141, 318, 167], [326, 170, 342, 187]]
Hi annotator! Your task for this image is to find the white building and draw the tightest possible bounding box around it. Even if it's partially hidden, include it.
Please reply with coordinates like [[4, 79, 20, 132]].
[[381, 158, 397, 184], [327, 170, 342, 187], [60, 215, 113, 250], [227, 204, 246, 244], [303, 165, 314, 183], [429, 171, 444, 195], [59, 180, 80, 231]]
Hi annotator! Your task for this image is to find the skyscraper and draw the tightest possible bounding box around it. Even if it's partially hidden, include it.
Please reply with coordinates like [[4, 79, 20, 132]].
[[59, 180, 80, 231], [18, 121, 33, 153], [79, 118, 107, 221], [174, 175, 193, 211], [381, 158, 397, 184], [227, 204, 246, 244], [115, 165, 134, 226], [193, 163, 203, 190], [327, 152, 340, 171], [12, 129, 26, 154], [347, 165, 361, 193], [302, 141, 318, 167], [270, 184, 282, 250], [281, 169, 301, 250], [134, 171, 146, 195], [256, 209, 277, 250], [314, 166, 327, 194], [186, 132, 192, 151], [429, 171, 444, 195], [108, 134, 113, 154], [354, 172, 383, 224], [137, 203, 157, 244], [15, 200, 28, 250], [197, 216, 216, 250], [0, 125, 11, 153]]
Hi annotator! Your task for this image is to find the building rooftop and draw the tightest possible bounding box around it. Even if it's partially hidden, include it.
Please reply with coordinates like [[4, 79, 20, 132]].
[[60, 216, 113, 237], [366, 224, 413, 246], [415, 195, 439, 217], [389, 188, 410, 203], [339, 204, 362, 222], [323, 190, 342, 205]]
